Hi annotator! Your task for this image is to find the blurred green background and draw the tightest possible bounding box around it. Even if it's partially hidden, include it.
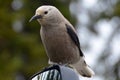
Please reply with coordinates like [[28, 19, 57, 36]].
[[0, 0, 120, 80]]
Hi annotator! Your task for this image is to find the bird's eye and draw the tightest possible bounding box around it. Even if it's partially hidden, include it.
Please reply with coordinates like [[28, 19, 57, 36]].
[[44, 11, 48, 14]]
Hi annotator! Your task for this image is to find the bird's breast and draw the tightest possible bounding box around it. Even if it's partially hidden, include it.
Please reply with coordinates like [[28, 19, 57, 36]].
[[40, 26, 80, 64]]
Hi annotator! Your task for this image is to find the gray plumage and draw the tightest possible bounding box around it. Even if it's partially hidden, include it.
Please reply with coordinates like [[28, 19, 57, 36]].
[[30, 5, 94, 77]]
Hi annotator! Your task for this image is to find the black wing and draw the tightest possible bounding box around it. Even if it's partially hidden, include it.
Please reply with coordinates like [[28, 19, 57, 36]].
[[66, 24, 84, 56]]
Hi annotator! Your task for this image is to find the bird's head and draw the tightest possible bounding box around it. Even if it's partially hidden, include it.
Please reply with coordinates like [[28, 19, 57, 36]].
[[29, 5, 64, 26]]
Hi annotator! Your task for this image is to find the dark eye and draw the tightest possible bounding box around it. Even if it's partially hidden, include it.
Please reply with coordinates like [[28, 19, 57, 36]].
[[44, 11, 48, 14]]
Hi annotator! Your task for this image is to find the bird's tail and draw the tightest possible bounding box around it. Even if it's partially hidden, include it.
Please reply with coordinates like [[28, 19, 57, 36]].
[[72, 57, 95, 77]]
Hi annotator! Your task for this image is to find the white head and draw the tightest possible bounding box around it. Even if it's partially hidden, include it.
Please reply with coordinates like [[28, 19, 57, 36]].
[[30, 5, 64, 26]]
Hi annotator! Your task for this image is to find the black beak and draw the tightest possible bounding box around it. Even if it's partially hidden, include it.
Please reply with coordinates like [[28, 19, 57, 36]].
[[29, 15, 42, 22]]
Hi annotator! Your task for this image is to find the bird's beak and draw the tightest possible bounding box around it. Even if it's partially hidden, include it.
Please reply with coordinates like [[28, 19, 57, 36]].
[[29, 15, 42, 22]]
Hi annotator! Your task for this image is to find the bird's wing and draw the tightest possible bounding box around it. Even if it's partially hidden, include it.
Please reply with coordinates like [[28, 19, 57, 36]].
[[66, 24, 84, 56]]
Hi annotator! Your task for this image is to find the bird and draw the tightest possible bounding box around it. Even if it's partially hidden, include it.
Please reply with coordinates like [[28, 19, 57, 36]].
[[29, 5, 94, 77]]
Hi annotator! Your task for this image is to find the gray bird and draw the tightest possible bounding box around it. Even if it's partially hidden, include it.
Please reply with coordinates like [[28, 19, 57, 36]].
[[30, 5, 94, 77]]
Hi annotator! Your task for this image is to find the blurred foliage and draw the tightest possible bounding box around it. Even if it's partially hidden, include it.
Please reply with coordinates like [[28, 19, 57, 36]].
[[83, 0, 120, 80], [0, 0, 76, 80]]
